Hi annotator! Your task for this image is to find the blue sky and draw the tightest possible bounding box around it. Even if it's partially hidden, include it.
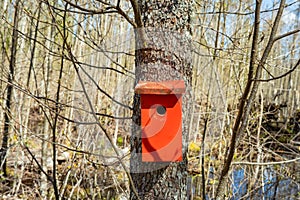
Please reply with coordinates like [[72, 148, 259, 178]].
[[262, 0, 300, 25]]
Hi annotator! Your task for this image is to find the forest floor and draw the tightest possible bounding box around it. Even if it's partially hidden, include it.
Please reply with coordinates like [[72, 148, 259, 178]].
[[1, 102, 300, 199]]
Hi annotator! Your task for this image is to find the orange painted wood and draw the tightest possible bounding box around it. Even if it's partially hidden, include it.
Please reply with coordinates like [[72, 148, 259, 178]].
[[135, 80, 185, 95], [135, 80, 185, 162]]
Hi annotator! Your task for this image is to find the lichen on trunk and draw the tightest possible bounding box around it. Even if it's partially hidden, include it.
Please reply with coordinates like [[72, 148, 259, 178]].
[[130, 0, 193, 199]]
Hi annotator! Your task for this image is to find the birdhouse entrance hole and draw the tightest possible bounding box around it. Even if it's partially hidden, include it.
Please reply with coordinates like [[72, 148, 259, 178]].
[[156, 105, 166, 115]]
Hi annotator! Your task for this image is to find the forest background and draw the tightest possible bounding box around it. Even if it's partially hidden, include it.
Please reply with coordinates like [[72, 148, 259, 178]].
[[0, 0, 299, 199]]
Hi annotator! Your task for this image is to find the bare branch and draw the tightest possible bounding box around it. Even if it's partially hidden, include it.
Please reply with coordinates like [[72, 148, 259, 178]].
[[233, 157, 300, 165], [215, 0, 263, 198], [24, 145, 54, 184], [256, 58, 300, 82], [66, 42, 141, 200], [62, 0, 137, 27], [129, 0, 143, 28], [264, 2, 286, 56], [114, 4, 137, 27], [196, 1, 298, 16], [62, 0, 113, 14], [274, 28, 300, 42]]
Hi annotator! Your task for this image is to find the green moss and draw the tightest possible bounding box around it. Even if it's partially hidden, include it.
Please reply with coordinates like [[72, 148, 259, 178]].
[[117, 136, 123, 147]]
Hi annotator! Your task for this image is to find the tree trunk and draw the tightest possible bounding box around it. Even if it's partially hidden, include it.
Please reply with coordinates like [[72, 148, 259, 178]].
[[0, 0, 20, 177], [130, 1, 193, 199]]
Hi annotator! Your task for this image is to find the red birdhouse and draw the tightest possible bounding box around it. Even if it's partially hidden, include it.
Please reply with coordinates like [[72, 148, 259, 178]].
[[135, 80, 185, 162]]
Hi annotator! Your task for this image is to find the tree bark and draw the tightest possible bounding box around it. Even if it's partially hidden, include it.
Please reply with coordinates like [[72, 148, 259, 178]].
[[130, 0, 193, 199], [0, 0, 20, 177]]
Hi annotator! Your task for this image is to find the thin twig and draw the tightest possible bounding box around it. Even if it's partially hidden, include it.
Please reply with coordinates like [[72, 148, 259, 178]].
[[62, 0, 137, 27], [66, 42, 141, 200], [215, 0, 262, 198], [255, 58, 300, 82], [232, 157, 300, 165]]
